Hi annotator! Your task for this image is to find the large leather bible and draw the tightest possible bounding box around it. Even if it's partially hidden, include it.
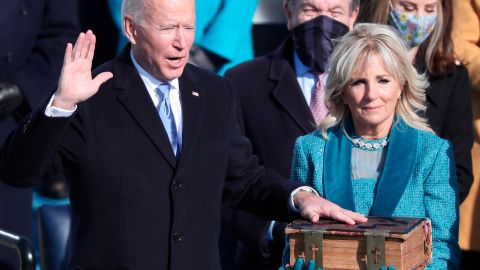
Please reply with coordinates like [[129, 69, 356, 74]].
[[285, 217, 432, 270]]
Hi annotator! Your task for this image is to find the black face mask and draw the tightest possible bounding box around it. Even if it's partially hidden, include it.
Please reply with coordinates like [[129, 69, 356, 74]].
[[291, 15, 349, 73]]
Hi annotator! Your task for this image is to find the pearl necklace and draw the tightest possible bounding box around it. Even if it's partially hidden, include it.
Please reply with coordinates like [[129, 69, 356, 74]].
[[350, 136, 389, 151]]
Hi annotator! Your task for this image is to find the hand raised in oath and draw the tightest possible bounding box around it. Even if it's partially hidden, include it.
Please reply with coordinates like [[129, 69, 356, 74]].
[[53, 30, 113, 110]]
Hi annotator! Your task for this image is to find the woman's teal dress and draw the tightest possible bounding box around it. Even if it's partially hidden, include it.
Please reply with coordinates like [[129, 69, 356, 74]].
[[287, 119, 460, 269]]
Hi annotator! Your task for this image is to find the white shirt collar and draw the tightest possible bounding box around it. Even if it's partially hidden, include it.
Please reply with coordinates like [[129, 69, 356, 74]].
[[129, 50, 180, 92]]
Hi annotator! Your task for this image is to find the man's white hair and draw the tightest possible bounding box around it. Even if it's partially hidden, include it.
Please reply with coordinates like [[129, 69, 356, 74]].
[[121, 0, 146, 34]]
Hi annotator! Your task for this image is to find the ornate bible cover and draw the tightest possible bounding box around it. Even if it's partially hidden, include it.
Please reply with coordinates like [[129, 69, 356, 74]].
[[285, 217, 432, 270]]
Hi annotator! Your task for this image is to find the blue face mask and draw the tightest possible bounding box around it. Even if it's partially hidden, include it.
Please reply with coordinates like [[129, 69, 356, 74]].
[[388, 6, 437, 48], [291, 15, 349, 73]]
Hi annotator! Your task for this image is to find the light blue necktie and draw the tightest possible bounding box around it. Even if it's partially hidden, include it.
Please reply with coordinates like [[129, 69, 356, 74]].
[[157, 83, 179, 155]]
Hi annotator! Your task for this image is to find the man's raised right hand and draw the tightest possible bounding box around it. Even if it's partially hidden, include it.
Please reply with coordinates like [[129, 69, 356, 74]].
[[52, 30, 113, 110]]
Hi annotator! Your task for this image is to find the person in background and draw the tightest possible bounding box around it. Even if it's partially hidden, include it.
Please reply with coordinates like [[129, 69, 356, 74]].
[[0, 0, 367, 268], [450, 0, 480, 268], [0, 0, 79, 268], [357, 0, 473, 204], [287, 23, 460, 270], [452, 0, 480, 90], [223, 0, 359, 269], [189, 0, 259, 74]]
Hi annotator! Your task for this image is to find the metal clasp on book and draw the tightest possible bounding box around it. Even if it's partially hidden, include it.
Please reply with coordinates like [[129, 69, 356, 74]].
[[361, 231, 388, 270], [302, 230, 324, 269]]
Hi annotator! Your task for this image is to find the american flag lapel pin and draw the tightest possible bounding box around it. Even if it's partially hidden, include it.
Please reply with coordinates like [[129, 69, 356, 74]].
[[192, 91, 199, 97]]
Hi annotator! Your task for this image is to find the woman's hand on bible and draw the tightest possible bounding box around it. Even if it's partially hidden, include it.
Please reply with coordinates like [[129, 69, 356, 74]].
[[279, 258, 322, 270]]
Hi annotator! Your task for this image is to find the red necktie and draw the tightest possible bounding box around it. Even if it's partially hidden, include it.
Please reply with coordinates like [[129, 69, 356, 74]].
[[310, 74, 328, 125]]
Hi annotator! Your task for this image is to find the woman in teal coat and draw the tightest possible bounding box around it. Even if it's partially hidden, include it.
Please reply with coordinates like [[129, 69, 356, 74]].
[[284, 23, 460, 269]]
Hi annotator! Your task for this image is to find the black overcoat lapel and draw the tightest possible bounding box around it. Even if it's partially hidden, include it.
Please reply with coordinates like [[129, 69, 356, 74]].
[[176, 65, 205, 169], [270, 38, 317, 133], [114, 50, 177, 168]]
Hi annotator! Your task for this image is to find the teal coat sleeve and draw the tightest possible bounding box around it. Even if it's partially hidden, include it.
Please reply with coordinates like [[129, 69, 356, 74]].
[[284, 133, 326, 266], [284, 135, 314, 266], [424, 140, 460, 270], [291, 132, 325, 195], [291, 136, 311, 185]]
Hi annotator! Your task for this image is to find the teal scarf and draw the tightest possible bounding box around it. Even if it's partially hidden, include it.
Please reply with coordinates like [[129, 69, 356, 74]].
[[322, 118, 418, 216]]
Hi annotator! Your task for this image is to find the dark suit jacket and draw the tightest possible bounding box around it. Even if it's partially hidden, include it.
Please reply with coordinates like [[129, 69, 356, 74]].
[[223, 37, 316, 269], [0, 48, 302, 270], [421, 63, 474, 203], [0, 1, 78, 268]]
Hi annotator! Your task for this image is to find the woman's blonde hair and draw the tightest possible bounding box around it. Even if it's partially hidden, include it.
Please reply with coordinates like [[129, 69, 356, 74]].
[[319, 23, 433, 137]]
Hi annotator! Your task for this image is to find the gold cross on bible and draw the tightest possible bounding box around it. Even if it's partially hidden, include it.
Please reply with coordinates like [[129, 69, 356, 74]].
[[372, 248, 382, 264], [361, 248, 382, 265], [309, 244, 320, 261]]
